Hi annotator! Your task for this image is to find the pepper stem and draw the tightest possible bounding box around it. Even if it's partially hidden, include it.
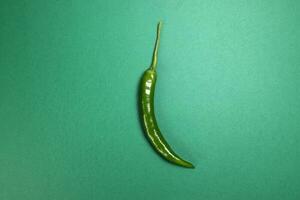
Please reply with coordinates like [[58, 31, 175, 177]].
[[150, 21, 162, 71]]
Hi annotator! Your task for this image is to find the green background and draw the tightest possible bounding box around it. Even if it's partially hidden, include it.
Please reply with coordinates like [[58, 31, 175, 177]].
[[1, 0, 299, 199]]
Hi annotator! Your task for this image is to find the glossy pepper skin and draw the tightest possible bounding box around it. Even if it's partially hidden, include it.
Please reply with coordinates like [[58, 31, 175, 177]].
[[139, 22, 194, 168]]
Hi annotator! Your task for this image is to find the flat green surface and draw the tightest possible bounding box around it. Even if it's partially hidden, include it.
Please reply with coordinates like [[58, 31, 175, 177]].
[[1, 1, 300, 199]]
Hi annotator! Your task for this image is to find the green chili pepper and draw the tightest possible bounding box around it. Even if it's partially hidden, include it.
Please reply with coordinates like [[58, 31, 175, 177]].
[[139, 22, 194, 168]]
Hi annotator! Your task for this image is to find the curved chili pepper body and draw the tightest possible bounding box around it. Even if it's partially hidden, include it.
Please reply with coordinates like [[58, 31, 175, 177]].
[[138, 22, 194, 168]]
